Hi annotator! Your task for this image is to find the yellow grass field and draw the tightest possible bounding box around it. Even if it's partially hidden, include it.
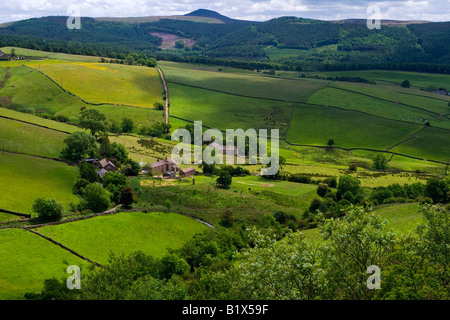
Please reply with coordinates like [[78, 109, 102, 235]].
[[24, 60, 163, 108]]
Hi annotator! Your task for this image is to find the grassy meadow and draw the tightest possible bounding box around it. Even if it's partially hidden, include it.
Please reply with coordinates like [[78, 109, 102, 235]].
[[37, 211, 208, 264], [0, 153, 78, 213], [0, 228, 87, 299]]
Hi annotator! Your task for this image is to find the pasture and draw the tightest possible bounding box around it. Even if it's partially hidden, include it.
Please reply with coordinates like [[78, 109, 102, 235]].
[[161, 63, 327, 102], [286, 104, 421, 150], [0, 228, 87, 299], [25, 60, 163, 108], [0, 117, 67, 158], [1, 46, 104, 62], [0, 153, 78, 214], [36, 211, 208, 264]]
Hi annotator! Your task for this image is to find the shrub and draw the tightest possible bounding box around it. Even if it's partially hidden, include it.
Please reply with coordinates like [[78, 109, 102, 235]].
[[32, 198, 63, 220], [119, 186, 136, 208], [72, 178, 90, 195], [317, 183, 329, 198], [82, 183, 111, 213], [372, 154, 388, 171], [216, 170, 232, 189], [79, 161, 99, 183]]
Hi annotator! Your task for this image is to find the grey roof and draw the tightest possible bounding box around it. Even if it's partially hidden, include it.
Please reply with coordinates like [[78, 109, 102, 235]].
[[181, 167, 196, 174], [0, 51, 9, 60], [100, 158, 116, 169]]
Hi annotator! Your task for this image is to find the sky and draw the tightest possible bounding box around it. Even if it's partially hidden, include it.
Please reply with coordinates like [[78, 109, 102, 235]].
[[1, 0, 449, 24]]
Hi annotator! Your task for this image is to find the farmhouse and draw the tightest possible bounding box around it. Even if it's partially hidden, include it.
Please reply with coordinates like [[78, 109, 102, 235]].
[[180, 167, 196, 178], [210, 142, 239, 156], [0, 50, 10, 61], [99, 158, 117, 172], [151, 157, 180, 175]]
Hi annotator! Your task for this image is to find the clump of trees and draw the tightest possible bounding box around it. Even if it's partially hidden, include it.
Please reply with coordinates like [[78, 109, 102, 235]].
[[32, 198, 63, 220]]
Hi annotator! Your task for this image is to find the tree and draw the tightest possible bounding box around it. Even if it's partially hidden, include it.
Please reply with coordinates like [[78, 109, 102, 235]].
[[372, 154, 388, 171], [32, 198, 63, 220], [10, 48, 16, 58], [317, 183, 329, 198], [79, 161, 99, 183], [61, 131, 98, 161], [121, 118, 134, 133], [424, 178, 449, 204], [109, 142, 129, 165], [82, 183, 111, 213], [401, 80, 411, 88], [121, 159, 141, 176], [103, 171, 128, 202], [216, 170, 232, 189], [175, 40, 185, 49], [119, 186, 136, 208], [327, 138, 335, 148], [72, 178, 90, 196], [153, 102, 164, 111], [79, 109, 109, 137], [337, 175, 361, 202]]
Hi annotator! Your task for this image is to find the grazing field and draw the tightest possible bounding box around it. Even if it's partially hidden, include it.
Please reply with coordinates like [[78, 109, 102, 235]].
[[0, 117, 67, 158], [161, 64, 327, 102], [391, 127, 450, 162], [286, 104, 421, 150], [25, 60, 163, 108], [307, 86, 449, 129], [0, 228, 87, 299], [0, 212, 19, 223], [0, 153, 78, 213], [0, 65, 85, 115], [1, 46, 103, 62], [0, 108, 80, 133], [317, 70, 450, 90], [169, 83, 293, 132], [37, 211, 208, 264]]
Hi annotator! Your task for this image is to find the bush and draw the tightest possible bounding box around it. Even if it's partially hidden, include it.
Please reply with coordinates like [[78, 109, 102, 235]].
[[72, 178, 90, 195], [317, 183, 329, 198], [82, 183, 111, 213], [32, 198, 63, 220], [216, 170, 232, 189], [424, 178, 449, 204], [372, 154, 388, 171], [119, 186, 136, 208], [121, 159, 141, 177], [79, 161, 99, 183]]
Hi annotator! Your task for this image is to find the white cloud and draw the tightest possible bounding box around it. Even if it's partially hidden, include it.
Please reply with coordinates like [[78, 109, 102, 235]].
[[0, 0, 448, 23]]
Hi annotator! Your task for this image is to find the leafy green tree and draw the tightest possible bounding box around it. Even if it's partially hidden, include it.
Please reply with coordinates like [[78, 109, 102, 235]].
[[175, 40, 185, 49], [82, 183, 111, 213], [317, 183, 329, 198], [119, 186, 136, 208], [121, 118, 134, 133], [61, 131, 98, 161], [79, 109, 109, 137], [121, 159, 141, 176], [72, 178, 90, 196], [216, 170, 232, 189], [9, 48, 16, 57], [79, 161, 99, 183], [372, 154, 388, 170], [424, 178, 449, 203], [337, 175, 361, 202], [327, 138, 335, 148], [32, 198, 63, 220], [109, 142, 129, 165], [401, 80, 411, 88], [103, 171, 127, 202]]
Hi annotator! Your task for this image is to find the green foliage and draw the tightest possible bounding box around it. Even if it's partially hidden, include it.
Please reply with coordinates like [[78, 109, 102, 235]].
[[317, 183, 329, 198], [79, 109, 109, 137], [79, 161, 99, 183], [424, 178, 449, 204], [327, 138, 335, 148], [72, 178, 90, 196], [119, 186, 136, 208], [103, 171, 127, 202], [216, 170, 232, 189], [372, 154, 389, 171], [337, 175, 361, 203], [121, 159, 141, 177], [121, 118, 134, 133], [401, 80, 411, 88], [62, 131, 98, 161], [32, 198, 63, 220], [82, 183, 111, 213]]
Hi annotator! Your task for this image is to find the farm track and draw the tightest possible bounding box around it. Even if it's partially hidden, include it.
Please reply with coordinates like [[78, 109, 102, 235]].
[[157, 67, 170, 125]]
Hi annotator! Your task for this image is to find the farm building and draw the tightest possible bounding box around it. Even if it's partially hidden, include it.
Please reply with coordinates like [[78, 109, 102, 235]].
[[163, 171, 176, 179], [210, 142, 239, 156], [151, 157, 180, 175], [99, 158, 117, 172], [97, 168, 108, 180], [0, 50, 10, 61], [180, 167, 196, 178]]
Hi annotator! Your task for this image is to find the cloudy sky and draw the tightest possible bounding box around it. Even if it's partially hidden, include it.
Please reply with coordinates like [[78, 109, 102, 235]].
[[1, 0, 449, 24]]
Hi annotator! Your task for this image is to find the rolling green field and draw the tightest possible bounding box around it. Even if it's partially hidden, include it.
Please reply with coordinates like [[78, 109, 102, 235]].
[[161, 63, 327, 102], [169, 83, 293, 132], [317, 70, 450, 90], [0, 153, 78, 213], [37, 211, 208, 264], [0, 117, 67, 158], [0, 228, 87, 299], [1, 46, 104, 62], [307, 86, 450, 129], [286, 104, 421, 150], [24, 60, 163, 108]]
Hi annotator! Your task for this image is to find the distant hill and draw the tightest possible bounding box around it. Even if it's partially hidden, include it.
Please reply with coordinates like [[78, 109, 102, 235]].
[[184, 9, 254, 23]]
